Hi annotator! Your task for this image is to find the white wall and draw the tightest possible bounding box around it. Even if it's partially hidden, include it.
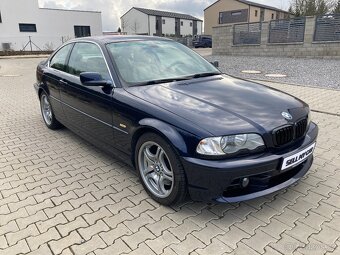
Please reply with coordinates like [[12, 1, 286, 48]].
[[0, 0, 102, 51], [197, 22, 203, 35], [121, 8, 149, 35], [180, 19, 193, 36], [120, 8, 202, 37], [162, 17, 176, 35]]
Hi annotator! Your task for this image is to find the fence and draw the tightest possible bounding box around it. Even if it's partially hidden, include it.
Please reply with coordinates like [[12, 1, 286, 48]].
[[0, 35, 75, 52], [314, 14, 340, 42], [170, 37, 193, 47], [268, 17, 306, 43], [233, 22, 262, 45], [212, 16, 340, 58]]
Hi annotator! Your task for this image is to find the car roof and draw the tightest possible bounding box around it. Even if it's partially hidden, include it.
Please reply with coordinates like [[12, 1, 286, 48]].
[[70, 35, 172, 45]]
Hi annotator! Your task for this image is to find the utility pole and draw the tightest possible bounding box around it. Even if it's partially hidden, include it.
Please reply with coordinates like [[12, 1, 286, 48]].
[[29, 36, 32, 52]]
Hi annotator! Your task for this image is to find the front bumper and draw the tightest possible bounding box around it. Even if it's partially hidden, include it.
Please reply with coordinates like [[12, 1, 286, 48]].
[[33, 83, 39, 97], [182, 122, 318, 202]]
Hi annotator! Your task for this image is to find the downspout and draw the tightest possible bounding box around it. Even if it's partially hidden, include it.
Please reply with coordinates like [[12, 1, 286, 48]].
[[148, 15, 150, 35], [248, 5, 250, 23]]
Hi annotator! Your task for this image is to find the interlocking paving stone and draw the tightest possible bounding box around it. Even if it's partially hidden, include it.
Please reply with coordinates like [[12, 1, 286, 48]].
[[26, 227, 60, 251], [99, 223, 132, 246], [145, 230, 180, 254], [1, 58, 340, 254]]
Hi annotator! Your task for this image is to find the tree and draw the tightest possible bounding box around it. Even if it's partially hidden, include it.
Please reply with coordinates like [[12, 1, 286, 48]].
[[334, 0, 340, 13], [117, 27, 121, 33], [305, 0, 317, 15], [316, 0, 329, 15], [289, 0, 331, 16], [130, 21, 139, 34], [121, 19, 129, 33], [288, 5, 294, 14], [289, 0, 306, 16]]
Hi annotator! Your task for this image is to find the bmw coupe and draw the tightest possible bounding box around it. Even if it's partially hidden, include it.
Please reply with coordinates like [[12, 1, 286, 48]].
[[34, 36, 318, 205]]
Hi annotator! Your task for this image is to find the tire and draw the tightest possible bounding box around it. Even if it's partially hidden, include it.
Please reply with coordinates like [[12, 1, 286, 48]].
[[40, 92, 62, 130], [135, 133, 187, 205]]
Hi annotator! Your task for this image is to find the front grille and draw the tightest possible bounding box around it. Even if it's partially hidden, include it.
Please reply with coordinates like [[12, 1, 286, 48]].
[[296, 119, 307, 138], [274, 125, 294, 146], [273, 118, 308, 147]]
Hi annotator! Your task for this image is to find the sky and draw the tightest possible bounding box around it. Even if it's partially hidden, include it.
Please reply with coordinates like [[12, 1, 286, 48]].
[[38, 0, 290, 31]]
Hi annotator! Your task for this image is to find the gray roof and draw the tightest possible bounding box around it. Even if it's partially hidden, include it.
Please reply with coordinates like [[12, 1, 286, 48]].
[[126, 7, 202, 21], [204, 0, 289, 13], [237, 0, 289, 13]]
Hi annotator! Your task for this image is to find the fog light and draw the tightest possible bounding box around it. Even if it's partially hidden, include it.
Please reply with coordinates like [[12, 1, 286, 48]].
[[241, 177, 250, 188]]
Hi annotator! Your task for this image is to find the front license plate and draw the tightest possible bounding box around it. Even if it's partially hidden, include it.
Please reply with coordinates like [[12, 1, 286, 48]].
[[281, 143, 316, 171]]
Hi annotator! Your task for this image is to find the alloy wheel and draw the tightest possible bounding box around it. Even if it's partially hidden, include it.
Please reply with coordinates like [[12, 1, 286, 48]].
[[138, 141, 174, 198]]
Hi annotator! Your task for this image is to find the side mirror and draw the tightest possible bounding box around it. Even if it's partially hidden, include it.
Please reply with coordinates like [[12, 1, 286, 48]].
[[80, 72, 113, 87], [210, 61, 219, 68]]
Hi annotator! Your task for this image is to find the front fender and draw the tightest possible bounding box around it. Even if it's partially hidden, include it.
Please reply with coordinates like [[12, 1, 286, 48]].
[[138, 118, 189, 156]]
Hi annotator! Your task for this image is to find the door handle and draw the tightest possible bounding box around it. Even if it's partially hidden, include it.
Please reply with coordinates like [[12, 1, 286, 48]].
[[59, 79, 68, 86]]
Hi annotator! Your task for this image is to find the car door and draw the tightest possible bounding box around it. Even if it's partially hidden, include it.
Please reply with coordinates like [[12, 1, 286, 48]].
[[44, 43, 74, 121], [59, 42, 115, 145]]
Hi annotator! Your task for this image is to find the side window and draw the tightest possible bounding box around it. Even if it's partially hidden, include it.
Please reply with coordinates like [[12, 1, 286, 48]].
[[67, 42, 110, 80], [50, 44, 73, 71]]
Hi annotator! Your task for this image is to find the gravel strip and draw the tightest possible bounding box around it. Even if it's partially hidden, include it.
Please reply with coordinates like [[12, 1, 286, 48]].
[[205, 55, 340, 89]]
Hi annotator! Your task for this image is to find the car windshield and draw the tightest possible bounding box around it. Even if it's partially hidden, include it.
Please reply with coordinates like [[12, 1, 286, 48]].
[[106, 40, 220, 86]]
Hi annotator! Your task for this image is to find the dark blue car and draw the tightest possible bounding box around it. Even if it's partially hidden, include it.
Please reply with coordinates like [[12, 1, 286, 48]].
[[34, 36, 318, 205], [193, 35, 212, 48]]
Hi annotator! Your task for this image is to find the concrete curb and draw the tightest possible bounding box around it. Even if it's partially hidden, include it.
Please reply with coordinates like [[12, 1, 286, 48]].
[[250, 78, 340, 92], [0, 55, 49, 59]]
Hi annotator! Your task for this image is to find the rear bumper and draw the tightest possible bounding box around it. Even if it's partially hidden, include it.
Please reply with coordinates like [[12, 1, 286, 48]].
[[181, 122, 318, 202]]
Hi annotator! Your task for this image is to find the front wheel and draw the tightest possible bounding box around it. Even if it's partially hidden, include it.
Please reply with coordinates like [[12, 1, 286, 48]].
[[40, 92, 62, 130], [135, 133, 187, 205]]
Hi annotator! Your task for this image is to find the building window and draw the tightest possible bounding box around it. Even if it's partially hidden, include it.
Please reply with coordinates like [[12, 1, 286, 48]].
[[190, 22, 193, 27], [219, 10, 248, 24], [231, 11, 242, 16], [19, 23, 37, 32], [271, 13, 274, 19], [162, 19, 165, 24], [74, 26, 91, 38], [0, 11, 2, 23], [181, 21, 183, 26], [255, 10, 258, 17]]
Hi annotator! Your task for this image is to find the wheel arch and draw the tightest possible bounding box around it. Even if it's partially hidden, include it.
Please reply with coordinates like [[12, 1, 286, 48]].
[[37, 84, 50, 99], [130, 118, 188, 167]]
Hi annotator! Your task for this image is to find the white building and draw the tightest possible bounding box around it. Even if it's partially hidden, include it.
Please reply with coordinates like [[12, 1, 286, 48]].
[[121, 7, 202, 37], [0, 0, 102, 51]]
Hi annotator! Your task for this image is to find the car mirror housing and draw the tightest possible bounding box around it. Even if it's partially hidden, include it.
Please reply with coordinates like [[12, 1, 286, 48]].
[[210, 61, 219, 68], [80, 72, 112, 87]]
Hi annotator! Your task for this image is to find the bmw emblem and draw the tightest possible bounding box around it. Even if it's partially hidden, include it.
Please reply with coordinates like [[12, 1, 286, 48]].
[[282, 112, 293, 120]]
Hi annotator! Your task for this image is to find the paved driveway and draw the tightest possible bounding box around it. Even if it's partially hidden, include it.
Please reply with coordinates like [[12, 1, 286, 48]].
[[204, 55, 340, 89], [0, 58, 340, 255]]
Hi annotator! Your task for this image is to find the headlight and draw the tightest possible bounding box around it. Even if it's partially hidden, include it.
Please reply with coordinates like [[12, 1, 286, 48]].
[[196, 133, 265, 156]]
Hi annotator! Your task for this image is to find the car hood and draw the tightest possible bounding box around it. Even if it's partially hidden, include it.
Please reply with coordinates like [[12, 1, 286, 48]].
[[126, 75, 308, 136]]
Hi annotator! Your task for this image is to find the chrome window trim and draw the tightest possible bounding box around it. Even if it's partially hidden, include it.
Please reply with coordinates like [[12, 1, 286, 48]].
[[50, 95, 128, 134], [48, 40, 116, 88]]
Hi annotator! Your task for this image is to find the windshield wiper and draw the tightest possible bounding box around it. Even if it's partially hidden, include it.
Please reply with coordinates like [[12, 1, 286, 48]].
[[131, 73, 221, 87], [191, 72, 221, 79], [132, 77, 191, 86]]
